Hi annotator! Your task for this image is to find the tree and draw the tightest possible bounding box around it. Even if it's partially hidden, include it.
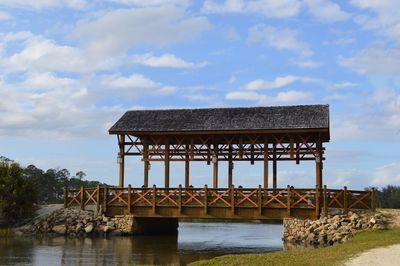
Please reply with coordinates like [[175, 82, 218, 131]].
[[0, 161, 36, 226], [75, 171, 86, 180]]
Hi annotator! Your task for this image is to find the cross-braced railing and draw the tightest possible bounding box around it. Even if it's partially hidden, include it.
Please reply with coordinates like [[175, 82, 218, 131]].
[[64, 184, 376, 219]]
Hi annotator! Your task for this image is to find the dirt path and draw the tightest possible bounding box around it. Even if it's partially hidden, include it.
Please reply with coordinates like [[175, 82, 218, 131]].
[[344, 244, 400, 266], [344, 209, 400, 266]]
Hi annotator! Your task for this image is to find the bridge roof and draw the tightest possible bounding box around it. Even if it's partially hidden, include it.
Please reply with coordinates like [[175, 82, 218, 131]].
[[109, 104, 330, 140]]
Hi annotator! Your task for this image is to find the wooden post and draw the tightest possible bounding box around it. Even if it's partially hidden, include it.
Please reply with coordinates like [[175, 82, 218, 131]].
[[165, 142, 170, 190], [118, 135, 125, 188], [103, 186, 108, 214], [185, 145, 190, 188], [204, 185, 208, 214], [263, 141, 269, 189], [371, 187, 376, 211], [273, 151, 277, 189], [152, 185, 156, 214], [143, 142, 149, 187], [258, 185, 262, 215], [228, 145, 233, 188], [64, 187, 68, 208], [290, 137, 294, 159], [344, 186, 348, 214], [315, 185, 320, 218], [323, 185, 328, 217], [250, 144, 255, 165], [96, 185, 100, 212], [178, 184, 182, 214], [287, 185, 291, 217], [80, 186, 84, 210], [295, 142, 300, 165], [316, 139, 323, 189], [127, 184, 132, 213], [213, 144, 218, 189], [231, 185, 235, 215]]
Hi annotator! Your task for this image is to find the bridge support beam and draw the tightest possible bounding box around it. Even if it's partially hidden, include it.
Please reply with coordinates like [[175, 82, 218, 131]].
[[132, 217, 179, 235], [165, 143, 170, 189], [263, 141, 268, 189], [185, 145, 190, 188], [118, 134, 125, 188], [213, 144, 218, 189], [273, 152, 277, 189], [143, 142, 149, 187]]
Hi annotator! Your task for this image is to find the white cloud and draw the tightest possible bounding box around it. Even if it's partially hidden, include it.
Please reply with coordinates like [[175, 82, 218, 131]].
[[226, 89, 311, 104], [371, 163, 400, 186], [202, 0, 301, 18], [0, 34, 116, 73], [339, 44, 400, 75], [248, 24, 312, 57], [131, 53, 206, 68], [333, 81, 358, 89], [244, 75, 319, 90], [350, 0, 400, 39], [72, 6, 212, 56], [292, 59, 321, 68], [0, 74, 122, 139], [228, 75, 236, 84], [225, 91, 261, 101], [304, 0, 350, 22], [109, 0, 188, 6], [0, 11, 11, 20], [273, 90, 311, 102], [0, 0, 87, 10], [101, 74, 177, 97]]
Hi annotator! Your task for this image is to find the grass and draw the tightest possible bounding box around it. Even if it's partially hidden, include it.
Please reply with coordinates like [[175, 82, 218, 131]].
[[189, 228, 400, 266]]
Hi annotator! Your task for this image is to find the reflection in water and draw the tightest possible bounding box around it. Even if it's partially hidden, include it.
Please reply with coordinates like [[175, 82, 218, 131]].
[[0, 222, 283, 266]]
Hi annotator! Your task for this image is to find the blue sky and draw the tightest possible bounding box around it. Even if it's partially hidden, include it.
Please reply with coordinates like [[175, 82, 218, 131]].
[[0, 0, 399, 189]]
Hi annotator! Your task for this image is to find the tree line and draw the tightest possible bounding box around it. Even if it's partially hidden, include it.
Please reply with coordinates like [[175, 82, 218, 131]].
[[0, 155, 399, 226], [0, 156, 105, 226]]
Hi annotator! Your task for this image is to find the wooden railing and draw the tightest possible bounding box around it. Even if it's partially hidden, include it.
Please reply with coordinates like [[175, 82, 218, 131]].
[[64, 185, 376, 219]]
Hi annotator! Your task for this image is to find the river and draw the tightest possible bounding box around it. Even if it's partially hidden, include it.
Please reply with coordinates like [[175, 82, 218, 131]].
[[0, 222, 283, 266]]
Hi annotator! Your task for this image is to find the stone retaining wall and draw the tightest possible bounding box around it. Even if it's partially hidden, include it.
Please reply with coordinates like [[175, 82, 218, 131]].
[[21, 208, 134, 237], [283, 211, 387, 248]]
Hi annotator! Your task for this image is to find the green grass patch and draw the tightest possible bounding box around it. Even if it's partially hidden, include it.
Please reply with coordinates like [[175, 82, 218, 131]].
[[190, 228, 400, 266]]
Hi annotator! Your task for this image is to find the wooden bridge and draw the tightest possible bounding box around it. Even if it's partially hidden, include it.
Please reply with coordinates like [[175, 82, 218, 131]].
[[64, 105, 377, 221], [64, 185, 376, 220]]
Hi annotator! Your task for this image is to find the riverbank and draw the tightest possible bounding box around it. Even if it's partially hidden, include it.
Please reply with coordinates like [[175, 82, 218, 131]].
[[190, 227, 400, 266], [190, 209, 400, 266]]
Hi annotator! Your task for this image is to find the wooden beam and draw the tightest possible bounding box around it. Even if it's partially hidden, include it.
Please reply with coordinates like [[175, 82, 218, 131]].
[[228, 145, 233, 188], [119, 134, 125, 188], [273, 150, 277, 189], [185, 144, 190, 188], [143, 142, 149, 187], [317, 139, 323, 188], [213, 143, 218, 189], [290, 137, 294, 159], [165, 142, 170, 189], [263, 141, 269, 189]]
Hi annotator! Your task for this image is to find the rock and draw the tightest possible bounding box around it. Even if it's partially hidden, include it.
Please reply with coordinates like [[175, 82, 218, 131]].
[[52, 224, 66, 235], [84, 224, 93, 233]]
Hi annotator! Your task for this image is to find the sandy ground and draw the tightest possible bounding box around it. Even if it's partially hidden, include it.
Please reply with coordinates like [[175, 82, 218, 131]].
[[345, 244, 400, 266], [344, 209, 400, 266]]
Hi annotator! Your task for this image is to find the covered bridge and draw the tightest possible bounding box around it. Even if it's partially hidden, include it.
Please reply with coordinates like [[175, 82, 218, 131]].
[[109, 104, 329, 190], [65, 104, 375, 220]]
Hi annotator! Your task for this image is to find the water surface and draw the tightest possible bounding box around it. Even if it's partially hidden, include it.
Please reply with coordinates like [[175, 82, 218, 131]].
[[0, 222, 283, 265]]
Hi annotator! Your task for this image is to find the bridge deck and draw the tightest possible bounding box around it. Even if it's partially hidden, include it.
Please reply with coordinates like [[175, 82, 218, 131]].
[[65, 186, 376, 220]]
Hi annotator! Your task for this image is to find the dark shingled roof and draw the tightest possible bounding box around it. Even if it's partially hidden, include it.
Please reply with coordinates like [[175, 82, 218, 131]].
[[109, 104, 329, 136]]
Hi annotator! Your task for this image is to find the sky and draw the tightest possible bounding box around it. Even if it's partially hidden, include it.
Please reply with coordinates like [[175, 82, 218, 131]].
[[0, 0, 399, 190]]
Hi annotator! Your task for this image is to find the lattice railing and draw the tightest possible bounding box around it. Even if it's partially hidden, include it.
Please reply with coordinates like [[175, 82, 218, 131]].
[[64, 185, 376, 217]]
